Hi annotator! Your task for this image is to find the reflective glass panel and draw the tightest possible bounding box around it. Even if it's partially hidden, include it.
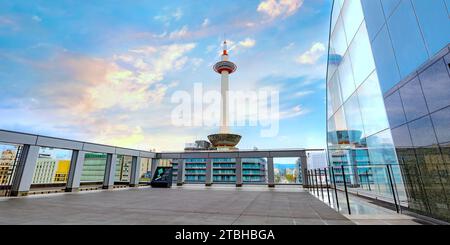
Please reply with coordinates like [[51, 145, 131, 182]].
[[344, 93, 365, 141], [431, 106, 450, 144], [391, 124, 413, 148], [331, 16, 349, 57], [408, 116, 438, 147], [381, 0, 401, 18], [361, 0, 386, 41], [371, 25, 401, 93], [384, 90, 407, 128], [338, 52, 356, 101], [357, 71, 390, 137], [366, 129, 398, 165], [419, 58, 450, 113], [399, 77, 429, 122], [387, 0, 428, 78], [411, 0, 450, 56], [329, 73, 343, 116], [349, 22, 376, 88], [342, 0, 364, 43]]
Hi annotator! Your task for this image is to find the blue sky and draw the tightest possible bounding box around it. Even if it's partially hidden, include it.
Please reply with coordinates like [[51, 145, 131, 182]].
[[0, 0, 332, 151]]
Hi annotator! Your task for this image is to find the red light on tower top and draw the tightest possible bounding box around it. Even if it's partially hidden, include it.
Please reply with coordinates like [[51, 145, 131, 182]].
[[223, 40, 228, 56]]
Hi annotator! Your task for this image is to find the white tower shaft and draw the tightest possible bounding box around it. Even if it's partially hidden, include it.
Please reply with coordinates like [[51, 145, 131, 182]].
[[220, 69, 229, 134]]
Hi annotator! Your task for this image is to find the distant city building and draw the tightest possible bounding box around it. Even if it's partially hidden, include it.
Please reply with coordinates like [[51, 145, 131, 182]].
[[0, 150, 17, 185], [80, 153, 107, 182], [306, 151, 327, 170], [139, 158, 152, 182], [115, 155, 132, 182], [54, 160, 71, 183], [32, 154, 57, 184], [170, 141, 267, 184]]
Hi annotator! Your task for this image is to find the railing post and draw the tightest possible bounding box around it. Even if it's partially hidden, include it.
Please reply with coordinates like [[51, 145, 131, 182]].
[[205, 158, 213, 187], [176, 159, 185, 186], [314, 169, 319, 196], [300, 155, 308, 187], [386, 164, 400, 214], [129, 156, 141, 187], [341, 165, 351, 215], [366, 170, 372, 191], [307, 170, 312, 191], [311, 170, 316, 195], [267, 157, 275, 188], [319, 169, 324, 200], [235, 157, 243, 187], [10, 145, 40, 196], [331, 167, 340, 211], [66, 150, 86, 192], [324, 168, 331, 205], [103, 153, 117, 190]]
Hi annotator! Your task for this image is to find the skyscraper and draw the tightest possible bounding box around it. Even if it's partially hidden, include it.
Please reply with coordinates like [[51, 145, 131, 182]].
[[327, 0, 450, 221]]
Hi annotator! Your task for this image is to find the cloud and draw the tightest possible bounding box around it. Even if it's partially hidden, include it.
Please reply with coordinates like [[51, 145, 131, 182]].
[[295, 42, 326, 65], [173, 8, 183, 21], [153, 8, 183, 26], [239, 38, 256, 48], [293, 90, 314, 98], [257, 0, 304, 19], [279, 105, 309, 119], [32, 15, 42, 22], [16, 43, 197, 150], [169, 25, 189, 39], [202, 18, 210, 28]]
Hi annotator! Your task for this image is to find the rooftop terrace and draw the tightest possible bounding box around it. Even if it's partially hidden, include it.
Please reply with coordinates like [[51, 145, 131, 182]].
[[0, 185, 423, 225]]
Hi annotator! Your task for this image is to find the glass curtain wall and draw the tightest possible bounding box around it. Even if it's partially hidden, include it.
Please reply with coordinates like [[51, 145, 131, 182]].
[[360, 0, 450, 221], [326, 0, 405, 201]]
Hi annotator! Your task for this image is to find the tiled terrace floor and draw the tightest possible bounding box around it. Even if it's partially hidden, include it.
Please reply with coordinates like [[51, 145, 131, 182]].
[[0, 185, 353, 225]]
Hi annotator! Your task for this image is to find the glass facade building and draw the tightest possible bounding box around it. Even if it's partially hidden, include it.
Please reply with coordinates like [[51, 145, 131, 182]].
[[327, 0, 450, 221]]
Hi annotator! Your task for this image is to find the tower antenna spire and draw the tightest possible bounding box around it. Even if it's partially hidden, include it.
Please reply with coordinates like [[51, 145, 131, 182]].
[[223, 33, 228, 55]]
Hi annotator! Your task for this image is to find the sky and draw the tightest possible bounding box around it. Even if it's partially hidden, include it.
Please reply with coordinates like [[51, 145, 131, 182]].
[[0, 0, 332, 152]]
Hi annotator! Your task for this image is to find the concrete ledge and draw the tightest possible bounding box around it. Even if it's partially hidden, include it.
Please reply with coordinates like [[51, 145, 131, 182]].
[[102, 186, 114, 190], [65, 187, 79, 193]]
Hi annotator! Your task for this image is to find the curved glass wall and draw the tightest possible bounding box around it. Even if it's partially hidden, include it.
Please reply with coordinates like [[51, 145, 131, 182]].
[[327, 0, 405, 202]]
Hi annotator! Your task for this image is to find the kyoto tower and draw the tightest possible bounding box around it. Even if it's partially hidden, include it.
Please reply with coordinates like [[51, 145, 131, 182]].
[[208, 41, 242, 150]]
